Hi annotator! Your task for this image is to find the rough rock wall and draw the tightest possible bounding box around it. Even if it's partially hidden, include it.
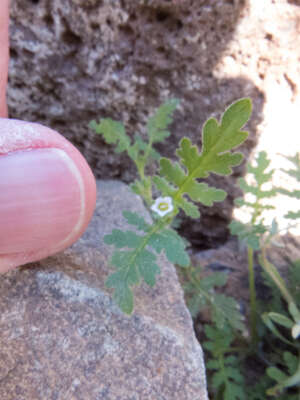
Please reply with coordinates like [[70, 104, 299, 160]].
[[8, 0, 299, 247]]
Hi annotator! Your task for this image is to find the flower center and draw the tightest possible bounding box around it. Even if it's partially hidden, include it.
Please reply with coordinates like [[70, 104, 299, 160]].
[[158, 202, 169, 211]]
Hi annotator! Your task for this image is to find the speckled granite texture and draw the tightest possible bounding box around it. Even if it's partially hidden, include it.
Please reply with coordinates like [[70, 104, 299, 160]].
[[0, 180, 208, 400]]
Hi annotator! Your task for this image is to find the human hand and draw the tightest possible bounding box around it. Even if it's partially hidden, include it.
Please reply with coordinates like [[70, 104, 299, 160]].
[[0, 1, 97, 273], [0, 0, 9, 117]]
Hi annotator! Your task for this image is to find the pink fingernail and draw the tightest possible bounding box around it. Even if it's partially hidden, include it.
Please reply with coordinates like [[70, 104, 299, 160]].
[[0, 147, 85, 256]]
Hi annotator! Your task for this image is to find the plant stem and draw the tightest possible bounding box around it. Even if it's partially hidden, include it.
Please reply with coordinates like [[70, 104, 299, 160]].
[[248, 246, 258, 347], [126, 215, 170, 274], [259, 247, 294, 306]]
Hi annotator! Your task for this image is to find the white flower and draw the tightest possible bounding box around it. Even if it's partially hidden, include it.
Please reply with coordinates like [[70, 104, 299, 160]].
[[151, 196, 174, 217], [291, 322, 300, 339]]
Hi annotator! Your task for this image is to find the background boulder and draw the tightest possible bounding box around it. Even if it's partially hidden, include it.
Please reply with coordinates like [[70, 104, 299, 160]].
[[0, 180, 208, 400], [8, 0, 300, 247]]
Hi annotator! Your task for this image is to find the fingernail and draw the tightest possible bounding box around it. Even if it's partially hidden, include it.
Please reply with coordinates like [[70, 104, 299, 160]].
[[0, 148, 85, 256]]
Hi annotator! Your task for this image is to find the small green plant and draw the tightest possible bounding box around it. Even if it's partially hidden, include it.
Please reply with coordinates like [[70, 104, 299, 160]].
[[196, 150, 300, 399], [229, 150, 278, 346], [183, 265, 244, 332], [230, 151, 300, 341], [91, 98, 300, 398], [178, 150, 300, 399], [278, 153, 300, 220], [90, 98, 252, 313], [182, 266, 247, 399], [204, 324, 246, 400]]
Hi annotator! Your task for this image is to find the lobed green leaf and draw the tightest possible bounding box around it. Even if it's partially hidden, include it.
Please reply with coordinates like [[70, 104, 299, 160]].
[[247, 151, 274, 185], [147, 98, 179, 143], [279, 155, 300, 219], [224, 383, 246, 400], [231, 150, 279, 248], [153, 98, 251, 219], [135, 249, 160, 287], [204, 324, 235, 356], [105, 247, 160, 314], [159, 158, 186, 187], [229, 220, 267, 250], [104, 209, 189, 312], [177, 197, 200, 218], [152, 175, 177, 198], [183, 266, 244, 330], [176, 137, 203, 176], [205, 322, 246, 400], [90, 118, 130, 153], [185, 180, 226, 206], [238, 177, 277, 199], [148, 228, 190, 267], [104, 229, 144, 248], [212, 293, 244, 332], [106, 272, 134, 314], [281, 153, 300, 181], [202, 98, 251, 156], [200, 272, 228, 290], [122, 211, 150, 232]]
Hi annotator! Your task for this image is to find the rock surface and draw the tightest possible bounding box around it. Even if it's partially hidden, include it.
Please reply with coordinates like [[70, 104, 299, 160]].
[[8, 0, 300, 247], [8, 0, 264, 248], [0, 180, 208, 400]]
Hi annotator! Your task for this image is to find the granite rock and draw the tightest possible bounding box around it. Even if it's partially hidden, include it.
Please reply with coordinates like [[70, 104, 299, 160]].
[[8, 0, 267, 248], [0, 180, 208, 400]]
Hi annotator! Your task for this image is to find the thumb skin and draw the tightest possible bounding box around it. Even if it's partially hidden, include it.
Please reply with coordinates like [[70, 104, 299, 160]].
[[0, 118, 97, 273], [0, 0, 9, 118]]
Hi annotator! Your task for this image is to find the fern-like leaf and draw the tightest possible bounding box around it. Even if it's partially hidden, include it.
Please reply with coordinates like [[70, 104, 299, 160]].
[[230, 151, 279, 248], [104, 211, 189, 313], [147, 98, 179, 143], [122, 210, 150, 232], [153, 98, 251, 219], [229, 219, 267, 250], [211, 293, 244, 332], [278, 153, 300, 220], [105, 247, 161, 312], [247, 151, 274, 185], [90, 118, 130, 153], [204, 325, 246, 400], [204, 324, 234, 357], [281, 153, 300, 181], [183, 266, 244, 331], [91, 100, 180, 205], [246, 377, 273, 400], [148, 228, 190, 266]]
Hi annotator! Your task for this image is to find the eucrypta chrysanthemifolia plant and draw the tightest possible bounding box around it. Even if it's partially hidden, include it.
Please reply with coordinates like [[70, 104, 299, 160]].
[[181, 151, 300, 399], [90, 98, 252, 314], [228, 151, 300, 398], [91, 99, 300, 399]]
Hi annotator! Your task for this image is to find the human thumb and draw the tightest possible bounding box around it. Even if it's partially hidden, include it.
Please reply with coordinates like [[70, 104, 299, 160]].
[[0, 118, 97, 273], [0, 0, 9, 118]]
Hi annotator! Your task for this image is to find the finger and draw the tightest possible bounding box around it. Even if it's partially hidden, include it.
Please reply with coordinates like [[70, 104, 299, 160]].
[[0, 0, 9, 117], [0, 118, 97, 273]]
